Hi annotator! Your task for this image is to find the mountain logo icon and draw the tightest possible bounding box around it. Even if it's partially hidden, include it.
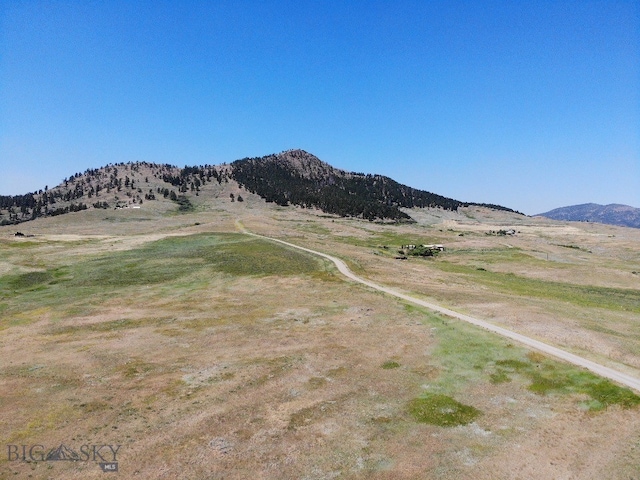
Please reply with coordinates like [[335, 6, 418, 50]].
[[45, 444, 81, 461]]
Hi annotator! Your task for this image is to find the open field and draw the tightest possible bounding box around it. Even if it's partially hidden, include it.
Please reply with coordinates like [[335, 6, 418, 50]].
[[2, 195, 640, 479]]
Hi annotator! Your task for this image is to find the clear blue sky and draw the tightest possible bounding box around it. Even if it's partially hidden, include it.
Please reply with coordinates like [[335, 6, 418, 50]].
[[1, 1, 638, 214]]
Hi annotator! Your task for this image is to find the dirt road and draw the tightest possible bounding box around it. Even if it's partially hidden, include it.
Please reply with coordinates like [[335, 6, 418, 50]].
[[241, 225, 640, 393]]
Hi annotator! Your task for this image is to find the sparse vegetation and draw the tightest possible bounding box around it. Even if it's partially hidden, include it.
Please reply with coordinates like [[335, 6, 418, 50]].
[[0, 234, 326, 328], [489, 370, 511, 383], [409, 309, 640, 411], [408, 393, 482, 426], [432, 261, 640, 313], [1, 192, 639, 479], [484, 354, 640, 410], [381, 360, 401, 369]]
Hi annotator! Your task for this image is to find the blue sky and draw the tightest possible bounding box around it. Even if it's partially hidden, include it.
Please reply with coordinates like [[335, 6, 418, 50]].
[[1, 1, 638, 214]]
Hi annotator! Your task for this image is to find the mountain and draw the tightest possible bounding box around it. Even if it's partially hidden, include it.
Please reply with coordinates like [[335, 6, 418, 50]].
[[230, 150, 518, 221], [0, 149, 518, 225], [537, 203, 640, 229]]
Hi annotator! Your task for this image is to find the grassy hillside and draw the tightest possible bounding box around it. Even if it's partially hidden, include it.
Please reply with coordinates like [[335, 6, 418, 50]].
[[1, 150, 519, 226], [1, 204, 640, 479]]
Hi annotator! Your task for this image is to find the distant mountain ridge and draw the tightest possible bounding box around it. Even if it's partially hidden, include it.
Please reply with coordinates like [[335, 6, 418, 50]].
[[537, 203, 640, 229], [1, 149, 518, 225]]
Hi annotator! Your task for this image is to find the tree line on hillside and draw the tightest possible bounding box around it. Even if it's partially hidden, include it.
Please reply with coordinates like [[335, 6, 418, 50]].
[[230, 156, 412, 221], [230, 155, 517, 221], [160, 165, 229, 194], [1, 155, 519, 226], [0, 159, 221, 224], [0, 161, 188, 225], [0, 191, 90, 224]]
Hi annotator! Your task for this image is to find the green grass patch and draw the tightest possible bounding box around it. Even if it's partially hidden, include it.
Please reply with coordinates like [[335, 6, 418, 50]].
[[3, 240, 40, 248], [0, 268, 57, 299], [406, 307, 640, 411], [0, 233, 328, 328], [408, 394, 481, 426], [1, 233, 324, 301], [381, 360, 401, 369], [527, 372, 570, 394], [442, 247, 537, 264], [432, 261, 640, 313], [495, 359, 530, 370], [326, 229, 445, 251], [585, 380, 640, 409], [423, 313, 510, 390], [492, 352, 640, 410], [7, 271, 55, 290], [489, 370, 511, 384], [524, 365, 640, 410]]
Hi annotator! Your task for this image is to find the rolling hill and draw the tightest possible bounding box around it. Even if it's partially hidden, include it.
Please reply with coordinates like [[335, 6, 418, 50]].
[[537, 203, 640, 229], [0, 149, 519, 225]]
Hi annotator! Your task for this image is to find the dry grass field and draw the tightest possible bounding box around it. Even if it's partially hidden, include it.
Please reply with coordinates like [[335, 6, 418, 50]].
[[2, 190, 640, 479]]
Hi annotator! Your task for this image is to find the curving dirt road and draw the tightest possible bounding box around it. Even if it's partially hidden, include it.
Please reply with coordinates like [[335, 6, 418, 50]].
[[239, 224, 640, 393]]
